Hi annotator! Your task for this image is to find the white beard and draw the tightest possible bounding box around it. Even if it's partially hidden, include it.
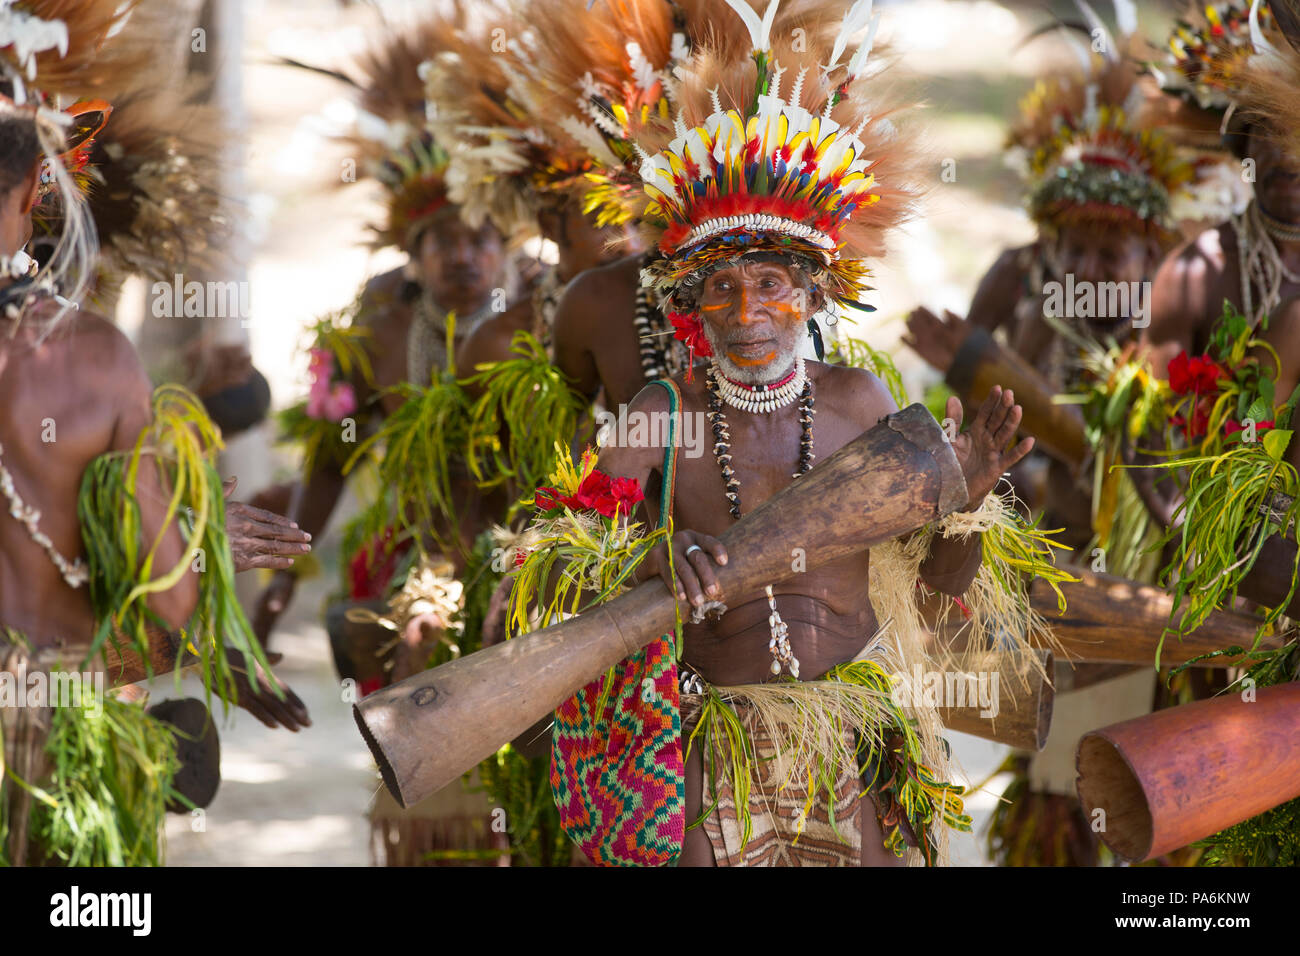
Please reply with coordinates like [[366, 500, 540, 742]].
[[706, 325, 808, 385]]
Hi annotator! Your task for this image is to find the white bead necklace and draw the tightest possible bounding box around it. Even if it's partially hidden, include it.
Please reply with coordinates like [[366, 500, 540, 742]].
[[712, 356, 807, 414], [0, 440, 89, 589]]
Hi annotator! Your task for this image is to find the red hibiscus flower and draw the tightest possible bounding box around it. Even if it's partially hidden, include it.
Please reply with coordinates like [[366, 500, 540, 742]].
[[669, 310, 713, 357], [1225, 418, 1274, 436], [573, 470, 619, 517], [534, 485, 578, 516], [1168, 351, 1225, 396], [609, 476, 645, 516]]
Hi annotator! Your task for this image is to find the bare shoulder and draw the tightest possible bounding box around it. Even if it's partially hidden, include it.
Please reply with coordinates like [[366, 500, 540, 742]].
[[50, 308, 148, 385], [1150, 225, 1230, 344], [810, 362, 898, 427], [356, 267, 411, 330], [459, 298, 532, 371], [1158, 226, 1226, 280], [554, 253, 639, 332], [596, 378, 673, 479]]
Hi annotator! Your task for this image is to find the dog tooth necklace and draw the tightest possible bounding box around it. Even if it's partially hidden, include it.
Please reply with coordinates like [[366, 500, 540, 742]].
[[711, 355, 807, 414], [706, 365, 815, 520]]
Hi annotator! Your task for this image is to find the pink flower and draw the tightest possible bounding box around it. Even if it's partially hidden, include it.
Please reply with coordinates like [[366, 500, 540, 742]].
[[308, 380, 356, 422]]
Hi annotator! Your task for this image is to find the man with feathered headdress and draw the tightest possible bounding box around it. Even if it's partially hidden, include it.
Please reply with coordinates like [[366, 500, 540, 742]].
[[514, 0, 762, 416], [252, 9, 521, 649], [506, 0, 1036, 867], [427, 0, 643, 381]]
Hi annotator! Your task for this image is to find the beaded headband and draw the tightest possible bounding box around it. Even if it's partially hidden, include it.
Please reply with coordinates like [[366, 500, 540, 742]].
[[1010, 3, 1193, 238]]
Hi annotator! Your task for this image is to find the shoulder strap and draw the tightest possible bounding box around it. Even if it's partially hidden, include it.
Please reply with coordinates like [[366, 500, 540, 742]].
[[646, 378, 681, 530]]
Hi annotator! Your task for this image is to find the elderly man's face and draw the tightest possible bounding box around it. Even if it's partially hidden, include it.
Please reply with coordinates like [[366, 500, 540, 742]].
[[696, 259, 814, 384]]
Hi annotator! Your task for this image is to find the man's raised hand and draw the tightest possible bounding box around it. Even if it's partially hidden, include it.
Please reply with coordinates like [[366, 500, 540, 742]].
[[903, 307, 971, 374], [946, 386, 1034, 508]]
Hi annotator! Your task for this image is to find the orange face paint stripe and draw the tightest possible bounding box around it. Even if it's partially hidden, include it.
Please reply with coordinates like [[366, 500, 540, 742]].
[[728, 350, 777, 367]]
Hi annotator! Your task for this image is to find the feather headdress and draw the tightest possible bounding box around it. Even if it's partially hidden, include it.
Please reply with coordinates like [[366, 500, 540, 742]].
[[1008, 2, 1193, 238], [1, 0, 139, 321], [510, 0, 826, 227], [319, 10, 466, 251], [84, 78, 231, 284], [633, 0, 923, 312], [1232, 0, 1300, 160], [419, 0, 591, 235], [1155, 0, 1277, 115]]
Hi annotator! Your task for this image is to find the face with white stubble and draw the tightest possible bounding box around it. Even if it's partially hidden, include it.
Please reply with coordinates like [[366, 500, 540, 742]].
[[695, 258, 818, 385]]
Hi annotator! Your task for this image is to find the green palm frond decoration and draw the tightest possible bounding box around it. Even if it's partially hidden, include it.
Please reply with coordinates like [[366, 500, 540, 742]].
[[344, 314, 472, 562], [506, 508, 668, 639], [460, 330, 587, 504], [685, 658, 971, 866], [1049, 317, 1170, 580], [1152, 440, 1300, 663], [1, 694, 181, 867], [78, 385, 275, 707], [827, 333, 908, 408]]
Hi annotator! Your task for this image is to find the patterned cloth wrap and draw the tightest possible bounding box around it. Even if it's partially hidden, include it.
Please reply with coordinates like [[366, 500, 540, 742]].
[[550, 379, 687, 866], [681, 692, 865, 867]]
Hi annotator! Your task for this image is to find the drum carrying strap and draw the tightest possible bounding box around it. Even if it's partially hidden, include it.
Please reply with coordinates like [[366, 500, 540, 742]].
[[549, 379, 686, 866]]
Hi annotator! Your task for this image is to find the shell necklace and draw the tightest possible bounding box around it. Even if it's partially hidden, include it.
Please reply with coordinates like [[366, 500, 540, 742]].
[[0, 440, 89, 588], [711, 355, 807, 414], [702, 366, 815, 679]]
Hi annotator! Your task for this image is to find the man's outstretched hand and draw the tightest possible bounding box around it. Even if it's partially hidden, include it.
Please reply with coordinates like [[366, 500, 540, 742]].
[[226, 648, 311, 732], [946, 386, 1034, 508], [903, 306, 972, 375], [224, 477, 312, 573]]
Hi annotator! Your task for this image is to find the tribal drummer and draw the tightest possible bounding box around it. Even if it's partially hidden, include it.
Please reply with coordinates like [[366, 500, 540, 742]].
[[501, 0, 1040, 867]]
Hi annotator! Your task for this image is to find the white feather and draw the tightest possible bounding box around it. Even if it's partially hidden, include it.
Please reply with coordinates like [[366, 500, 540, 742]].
[[722, 0, 780, 52], [1111, 0, 1136, 38], [758, 0, 779, 51], [789, 66, 807, 110], [770, 63, 786, 101], [844, 10, 882, 81], [724, 0, 766, 51], [1249, 0, 1279, 58], [827, 0, 874, 69]]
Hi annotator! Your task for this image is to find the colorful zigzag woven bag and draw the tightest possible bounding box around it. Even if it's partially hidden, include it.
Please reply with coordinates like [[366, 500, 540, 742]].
[[550, 379, 686, 866]]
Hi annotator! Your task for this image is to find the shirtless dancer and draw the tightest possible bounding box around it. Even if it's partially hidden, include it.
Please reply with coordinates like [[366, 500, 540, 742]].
[[540, 0, 1032, 866], [252, 137, 513, 643]]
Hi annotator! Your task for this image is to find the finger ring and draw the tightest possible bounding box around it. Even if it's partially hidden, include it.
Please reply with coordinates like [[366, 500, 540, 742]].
[[685, 544, 703, 558]]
